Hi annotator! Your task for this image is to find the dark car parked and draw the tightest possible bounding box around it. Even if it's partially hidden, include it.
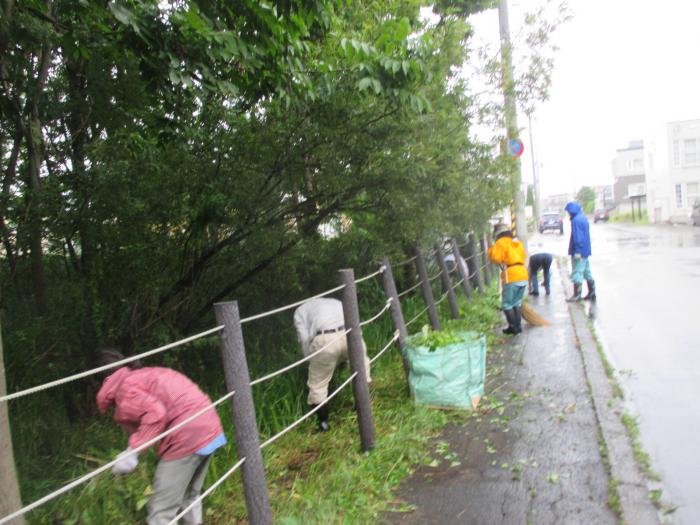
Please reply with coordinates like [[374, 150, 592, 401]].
[[539, 213, 563, 234], [594, 209, 610, 223]]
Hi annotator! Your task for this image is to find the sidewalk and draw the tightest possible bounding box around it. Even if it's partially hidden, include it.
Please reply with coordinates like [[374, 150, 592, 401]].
[[385, 262, 659, 525]]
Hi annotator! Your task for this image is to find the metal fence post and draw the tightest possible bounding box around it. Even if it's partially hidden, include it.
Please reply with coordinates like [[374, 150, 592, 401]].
[[451, 238, 473, 299], [414, 248, 441, 331], [434, 244, 459, 319], [339, 269, 376, 452], [214, 301, 273, 525], [467, 234, 485, 294], [480, 233, 491, 287]]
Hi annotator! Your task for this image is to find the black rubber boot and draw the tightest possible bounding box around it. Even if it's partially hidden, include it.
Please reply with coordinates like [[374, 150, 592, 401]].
[[502, 309, 517, 334], [512, 306, 522, 334], [583, 279, 596, 301], [311, 403, 330, 432], [566, 283, 582, 302]]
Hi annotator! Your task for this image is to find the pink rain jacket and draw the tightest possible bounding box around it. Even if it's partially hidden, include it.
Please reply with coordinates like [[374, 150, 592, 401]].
[[96, 367, 224, 460]]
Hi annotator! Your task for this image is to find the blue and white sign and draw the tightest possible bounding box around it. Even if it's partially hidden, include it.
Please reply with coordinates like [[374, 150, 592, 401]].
[[507, 138, 524, 158]]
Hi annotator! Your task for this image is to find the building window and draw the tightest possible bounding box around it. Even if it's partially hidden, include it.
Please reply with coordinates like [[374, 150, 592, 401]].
[[684, 139, 698, 165], [675, 184, 683, 208]]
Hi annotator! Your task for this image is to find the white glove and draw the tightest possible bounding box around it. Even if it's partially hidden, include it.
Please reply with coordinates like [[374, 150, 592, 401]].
[[573, 253, 582, 260], [112, 447, 139, 475]]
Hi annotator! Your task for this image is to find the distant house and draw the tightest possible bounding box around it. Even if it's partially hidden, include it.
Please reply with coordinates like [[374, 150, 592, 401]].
[[592, 185, 613, 210], [542, 193, 573, 214], [645, 119, 700, 224], [611, 140, 646, 215]]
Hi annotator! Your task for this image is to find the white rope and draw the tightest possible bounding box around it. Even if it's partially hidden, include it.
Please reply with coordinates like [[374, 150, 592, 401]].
[[428, 270, 443, 282], [0, 325, 225, 403], [0, 390, 235, 525], [354, 265, 386, 284], [369, 332, 400, 365], [434, 291, 450, 305], [166, 457, 246, 525], [240, 284, 345, 324], [359, 299, 392, 327], [405, 305, 430, 327], [397, 281, 422, 298], [259, 372, 358, 449], [249, 330, 351, 386], [394, 255, 417, 267], [451, 278, 465, 290]]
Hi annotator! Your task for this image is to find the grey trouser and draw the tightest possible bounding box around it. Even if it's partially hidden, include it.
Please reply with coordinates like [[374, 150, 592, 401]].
[[147, 454, 212, 525]]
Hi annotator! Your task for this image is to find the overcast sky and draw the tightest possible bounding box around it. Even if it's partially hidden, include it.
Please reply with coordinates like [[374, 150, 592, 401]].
[[467, 0, 700, 198]]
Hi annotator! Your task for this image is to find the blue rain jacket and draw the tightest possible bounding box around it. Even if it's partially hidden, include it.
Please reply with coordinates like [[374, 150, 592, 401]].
[[565, 202, 592, 257]]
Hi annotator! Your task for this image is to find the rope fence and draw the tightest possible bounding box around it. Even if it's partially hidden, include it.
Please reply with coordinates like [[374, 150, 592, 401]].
[[369, 332, 400, 365], [405, 304, 431, 328], [359, 298, 392, 327], [0, 325, 225, 403], [1, 232, 495, 525], [249, 330, 351, 387], [0, 390, 236, 525], [167, 457, 247, 525], [354, 265, 386, 284], [393, 254, 417, 267], [428, 270, 443, 282], [397, 281, 422, 298]]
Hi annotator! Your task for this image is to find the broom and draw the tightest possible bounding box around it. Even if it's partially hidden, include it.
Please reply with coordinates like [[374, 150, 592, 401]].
[[522, 302, 550, 326]]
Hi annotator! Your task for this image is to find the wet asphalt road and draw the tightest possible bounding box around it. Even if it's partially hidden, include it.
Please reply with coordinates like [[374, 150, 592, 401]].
[[535, 220, 700, 524]]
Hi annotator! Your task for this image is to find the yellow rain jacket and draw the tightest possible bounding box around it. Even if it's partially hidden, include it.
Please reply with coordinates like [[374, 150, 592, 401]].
[[487, 236, 528, 284]]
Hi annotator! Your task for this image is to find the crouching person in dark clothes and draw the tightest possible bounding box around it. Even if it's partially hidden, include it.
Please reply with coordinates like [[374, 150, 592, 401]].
[[96, 349, 226, 525], [294, 298, 371, 431], [528, 252, 553, 296]]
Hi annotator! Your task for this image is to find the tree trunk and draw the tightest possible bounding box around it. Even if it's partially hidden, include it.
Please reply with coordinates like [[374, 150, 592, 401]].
[[0, 318, 25, 524]]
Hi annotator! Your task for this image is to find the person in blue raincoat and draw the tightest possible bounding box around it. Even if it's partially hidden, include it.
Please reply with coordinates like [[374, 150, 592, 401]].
[[564, 201, 596, 301]]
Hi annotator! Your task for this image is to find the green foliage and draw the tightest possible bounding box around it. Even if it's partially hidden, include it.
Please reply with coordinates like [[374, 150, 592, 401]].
[[576, 186, 596, 214], [411, 324, 466, 352]]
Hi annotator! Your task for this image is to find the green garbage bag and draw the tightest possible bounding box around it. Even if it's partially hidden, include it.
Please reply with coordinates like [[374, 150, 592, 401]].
[[404, 330, 486, 410]]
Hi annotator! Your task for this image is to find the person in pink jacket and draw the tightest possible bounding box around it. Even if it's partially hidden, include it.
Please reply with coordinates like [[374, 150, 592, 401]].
[[96, 349, 226, 525]]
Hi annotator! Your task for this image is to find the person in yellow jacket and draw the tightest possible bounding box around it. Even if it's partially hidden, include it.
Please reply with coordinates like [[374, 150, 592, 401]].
[[487, 223, 529, 334]]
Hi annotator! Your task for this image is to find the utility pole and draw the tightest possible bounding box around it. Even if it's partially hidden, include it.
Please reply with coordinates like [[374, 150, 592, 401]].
[[527, 113, 541, 220], [498, 0, 528, 249]]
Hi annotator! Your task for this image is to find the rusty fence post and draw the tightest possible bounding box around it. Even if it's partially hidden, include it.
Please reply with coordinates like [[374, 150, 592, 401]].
[[451, 238, 473, 299], [214, 301, 273, 525], [434, 244, 459, 319], [339, 269, 376, 452], [414, 248, 441, 331]]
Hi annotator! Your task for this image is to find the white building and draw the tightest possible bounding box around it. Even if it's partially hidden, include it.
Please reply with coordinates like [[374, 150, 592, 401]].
[[645, 119, 700, 224], [611, 141, 646, 215]]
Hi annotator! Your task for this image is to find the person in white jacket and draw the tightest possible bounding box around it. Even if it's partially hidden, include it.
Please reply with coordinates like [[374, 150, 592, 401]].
[[293, 298, 370, 431]]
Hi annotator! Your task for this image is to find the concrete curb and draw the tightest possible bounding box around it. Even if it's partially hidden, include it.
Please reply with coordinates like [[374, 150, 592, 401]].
[[560, 261, 660, 525]]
